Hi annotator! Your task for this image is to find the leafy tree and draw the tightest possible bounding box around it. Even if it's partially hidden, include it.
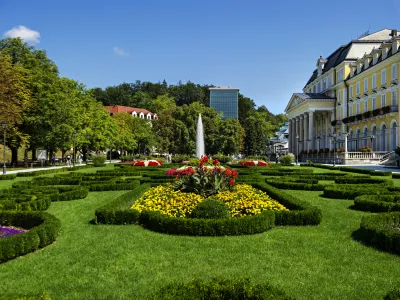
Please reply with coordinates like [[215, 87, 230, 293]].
[[243, 112, 275, 156]]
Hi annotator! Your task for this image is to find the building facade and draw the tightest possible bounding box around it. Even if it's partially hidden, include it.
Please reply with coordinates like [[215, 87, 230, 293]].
[[285, 29, 400, 163], [104, 105, 157, 120], [209, 86, 239, 119]]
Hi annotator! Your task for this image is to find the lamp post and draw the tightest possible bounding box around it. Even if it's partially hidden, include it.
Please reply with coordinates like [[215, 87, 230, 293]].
[[1, 122, 7, 175], [370, 135, 376, 151], [86, 134, 90, 165], [296, 134, 299, 165], [109, 137, 112, 164], [72, 132, 76, 167]]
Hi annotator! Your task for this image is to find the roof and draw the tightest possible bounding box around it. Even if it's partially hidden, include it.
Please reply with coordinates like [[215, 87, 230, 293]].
[[209, 86, 239, 90], [304, 29, 396, 88], [104, 105, 155, 115], [294, 93, 335, 100]]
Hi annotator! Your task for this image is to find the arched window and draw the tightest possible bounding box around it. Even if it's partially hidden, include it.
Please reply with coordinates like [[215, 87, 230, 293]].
[[372, 125, 377, 151], [363, 127, 368, 147], [380, 123, 387, 151], [391, 121, 398, 151]]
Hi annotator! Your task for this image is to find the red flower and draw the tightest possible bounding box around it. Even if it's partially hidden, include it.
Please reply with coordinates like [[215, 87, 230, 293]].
[[230, 179, 235, 186], [213, 159, 219, 165]]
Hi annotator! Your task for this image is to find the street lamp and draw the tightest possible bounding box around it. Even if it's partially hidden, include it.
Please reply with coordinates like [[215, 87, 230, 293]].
[[72, 132, 77, 167], [316, 135, 321, 160], [370, 135, 376, 151], [1, 122, 7, 175], [86, 134, 90, 165], [296, 134, 299, 165], [109, 137, 113, 164], [329, 133, 337, 167]]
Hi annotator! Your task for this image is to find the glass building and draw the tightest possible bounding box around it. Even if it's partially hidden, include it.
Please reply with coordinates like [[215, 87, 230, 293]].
[[209, 86, 239, 119]]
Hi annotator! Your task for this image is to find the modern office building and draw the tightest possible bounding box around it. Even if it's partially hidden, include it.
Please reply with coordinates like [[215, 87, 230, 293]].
[[285, 28, 399, 164], [209, 86, 239, 119]]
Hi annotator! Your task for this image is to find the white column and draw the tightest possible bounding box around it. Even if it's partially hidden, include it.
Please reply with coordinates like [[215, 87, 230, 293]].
[[303, 114, 308, 151], [309, 111, 315, 149], [288, 119, 292, 153], [295, 117, 300, 156], [292, 118, 297, 154], [299, 114, 304, 152], [325, 112, 329, 149]]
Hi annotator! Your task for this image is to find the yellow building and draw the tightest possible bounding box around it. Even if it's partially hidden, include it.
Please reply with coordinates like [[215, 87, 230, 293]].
[[285, 29, 400, 164]]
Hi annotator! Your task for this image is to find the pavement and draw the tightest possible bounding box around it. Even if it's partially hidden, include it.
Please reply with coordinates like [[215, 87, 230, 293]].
[[2, 160, 121, 175]]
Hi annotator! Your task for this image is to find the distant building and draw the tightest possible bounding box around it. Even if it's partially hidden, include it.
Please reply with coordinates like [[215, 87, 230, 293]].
[[104, 105, 157, 120], [209, 86, 239, 119], [269, 121, 289, 155]]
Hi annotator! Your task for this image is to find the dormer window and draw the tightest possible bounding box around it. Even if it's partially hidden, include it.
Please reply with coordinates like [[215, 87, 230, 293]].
[[382, 44, 391, 59], [357, 62, 363, 74], [132, 111, 138, 117], [139, 112, 144, 118], [317, 56, 327, 76], [337, 68, 343, 82]]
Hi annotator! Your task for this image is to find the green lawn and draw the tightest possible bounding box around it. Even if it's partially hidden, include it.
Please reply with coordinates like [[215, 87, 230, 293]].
[[0, 167, 399, 299]]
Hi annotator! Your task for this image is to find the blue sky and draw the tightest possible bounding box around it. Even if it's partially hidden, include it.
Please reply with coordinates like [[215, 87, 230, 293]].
[[1, 0, 399, 114]]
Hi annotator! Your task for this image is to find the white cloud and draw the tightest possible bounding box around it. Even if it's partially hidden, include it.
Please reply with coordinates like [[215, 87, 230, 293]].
[[113, 47, 129, 56], [3, 25, 40, 45]]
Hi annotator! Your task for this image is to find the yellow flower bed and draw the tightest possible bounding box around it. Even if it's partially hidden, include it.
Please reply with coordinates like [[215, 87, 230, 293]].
[[131, 184, 287, 218], [131, 185, 203, 218], [213, 184, 288, 217]]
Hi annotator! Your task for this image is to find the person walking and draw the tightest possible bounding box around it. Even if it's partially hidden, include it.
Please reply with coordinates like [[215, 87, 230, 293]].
[[52, 154, 56, 166], [66, 153, 71, 166]]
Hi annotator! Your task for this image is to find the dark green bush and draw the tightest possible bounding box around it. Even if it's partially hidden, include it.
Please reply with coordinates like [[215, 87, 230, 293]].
[[147, 278, 293, 300], [191, 199, 231, 219], [358, 212, 400, 254], [265, 180, 325, 191], [0, 174, 17, 180], [393, 173, 400, 179], [251, 182, 322, 226], [323, 184, 390, 200], [92, 155, 106, 167], [139, 210, 274, 236], [385, 288, 400, 300], [89, 182, 140, 192], [0, 211, 60, 263], [308, 164, 337, 170], [171, 154, 190, 163], [334, 177, 393, 185], [354, 194, 400, 212]]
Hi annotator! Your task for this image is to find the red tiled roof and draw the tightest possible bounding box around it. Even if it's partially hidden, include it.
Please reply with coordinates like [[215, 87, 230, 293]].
[[104, 105, 155, 116]]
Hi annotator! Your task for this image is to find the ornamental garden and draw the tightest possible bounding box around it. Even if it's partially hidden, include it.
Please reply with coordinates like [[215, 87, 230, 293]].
[[1, 160, 400, 299]]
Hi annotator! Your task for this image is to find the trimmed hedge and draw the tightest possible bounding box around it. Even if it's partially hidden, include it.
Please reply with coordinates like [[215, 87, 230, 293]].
[[148, 278, 293, 300], [0, 211, 60, 263], [89, 181, 140, 192], [358, 212, 400, 254], [338, 166, 392, 176], [334, 177, 393, 185], [393, 173, 400, 179], [265, 179, 325, 191], [139, 210, 275, 236], [354, 194, 400, 212], [251, 182, 322, 226], [323, 184, 390, 200], [95, 184, 150, 224], [385, 288, 400, 300], [0, 174, 17, 180]]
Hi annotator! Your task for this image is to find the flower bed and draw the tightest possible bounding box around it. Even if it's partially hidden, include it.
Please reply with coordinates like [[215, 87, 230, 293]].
[[239, 160, 271, 167], [131, 184, 287, 218], [132, 160, 164, 167], [0, 226, 27, 238]]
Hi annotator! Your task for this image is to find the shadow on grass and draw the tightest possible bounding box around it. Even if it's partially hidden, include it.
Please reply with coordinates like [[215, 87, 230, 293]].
[[351, 228, 399, 256]]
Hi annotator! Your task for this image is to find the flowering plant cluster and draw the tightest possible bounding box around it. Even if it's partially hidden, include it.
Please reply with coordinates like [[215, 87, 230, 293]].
[[131, 184, 287, 218], [166, 156, 238, 197], [239, 160, 271, 167], [132, 160, 164, 167], [0, 226, 27, 238], [360, 146, 372, 153]]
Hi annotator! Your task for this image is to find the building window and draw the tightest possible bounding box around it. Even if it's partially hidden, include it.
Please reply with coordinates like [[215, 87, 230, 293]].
[[338, 107, 341, 119], [337, 68, 343, 82], [318, 81, 322, 92], [382, 69, 387, 87], [313, 85, 316, 93], [393, 90, 398, 106], [329, 74, 333, 86], [364, 100, 368, 112], [372, 74, 377, 89], [356, 103, 360, 114], [337, 89, 341, 104], [393, 64, 397, 81], [381, 94, 386, 107], [356, 82, 360, 96], [364, 78, 368, 93], [349, 106, 353, 116], [349, 86, 353, 99], [323, 79, 326, 90], [372, 97, 376, 110]]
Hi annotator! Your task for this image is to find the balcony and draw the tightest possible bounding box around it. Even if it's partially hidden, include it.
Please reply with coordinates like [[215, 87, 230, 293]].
[[390, 105, 399, 112]]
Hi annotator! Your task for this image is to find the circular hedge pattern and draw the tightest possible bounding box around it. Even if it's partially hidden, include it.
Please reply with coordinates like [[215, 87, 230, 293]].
[[148, 278, 293, 300]]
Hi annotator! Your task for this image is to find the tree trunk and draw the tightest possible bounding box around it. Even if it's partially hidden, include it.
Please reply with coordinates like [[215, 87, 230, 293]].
[[32, 148, 37, 161], [11, 147, 18, 165], [24, 148, 28, 168]]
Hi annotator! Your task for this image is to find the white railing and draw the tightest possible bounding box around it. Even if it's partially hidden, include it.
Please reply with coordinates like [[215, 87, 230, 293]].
[[346, 152, 386, 160], [379, 151, 396, 164]]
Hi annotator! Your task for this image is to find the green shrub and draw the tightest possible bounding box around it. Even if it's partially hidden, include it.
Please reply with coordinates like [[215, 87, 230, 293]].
[[358, 212, 400, 254], [0, 211, 60, 263], [171, 154, 190, 163], [279, 154, 295, 165], [213, 154, 232, 163], [147, 278, 293, 300], [334, 177, 393, 185], [323, 184, 390, 200], [385, 288, 400, 300], [139, 210, 275, 236], [265, 179, 325, 191], [354, 194, 400, 212], [0, 174, 17, 180], [393, 173, 400, 179], [191, 199, 231, 219], [92, 155, 106, 167], [89, 182, 140, 192]]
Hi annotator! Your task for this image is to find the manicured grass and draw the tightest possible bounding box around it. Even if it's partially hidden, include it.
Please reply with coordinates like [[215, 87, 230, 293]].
[[0, 167, 399, 299]]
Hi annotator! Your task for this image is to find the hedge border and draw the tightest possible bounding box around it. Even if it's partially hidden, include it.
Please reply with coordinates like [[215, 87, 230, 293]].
[[358, 212, 400, 254], [354, 194, 400, 213], [0, 211, 60, 263], [323, 184, 390, 200], [0, 174, 17, 180], [265, 179, 325, 191]]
